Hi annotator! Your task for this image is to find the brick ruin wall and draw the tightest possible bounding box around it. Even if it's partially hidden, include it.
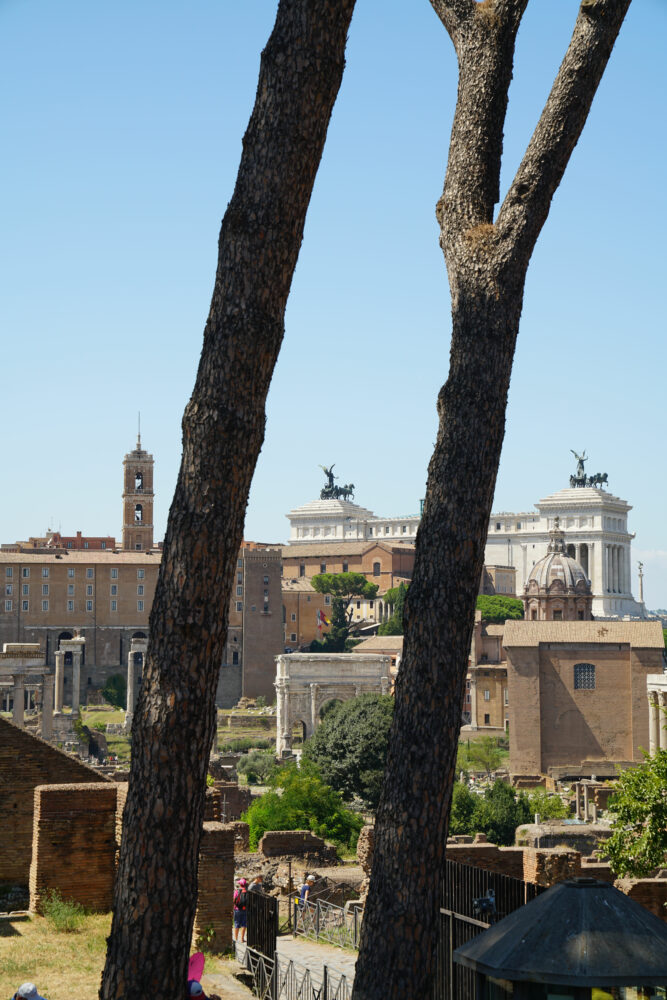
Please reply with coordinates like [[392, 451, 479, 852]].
[[615, 878, 667, 921], [29, 783, 118, 913], [192, 823, 235, 953], [259, 830, 335, 859], [0, 716, 110, 884]]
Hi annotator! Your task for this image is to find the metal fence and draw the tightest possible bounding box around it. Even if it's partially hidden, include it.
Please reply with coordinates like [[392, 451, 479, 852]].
[[293, 898, 363, 951], [434, 859, 544, 1000], [247, 890, 278, 957], [243, 946, 353, 1000]]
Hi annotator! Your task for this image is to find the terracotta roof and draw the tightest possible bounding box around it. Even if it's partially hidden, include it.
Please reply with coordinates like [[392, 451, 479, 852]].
[[354, 636, 404, 652], [281, 578, 317, 592], [282, 542, 414, 557], [0, 550, 162, 564], [503, 620, 663, 648]]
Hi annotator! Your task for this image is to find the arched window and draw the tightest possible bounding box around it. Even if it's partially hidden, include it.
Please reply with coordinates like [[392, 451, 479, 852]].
[[134, 504, 143, 522], [373, 562, 381, 576], [135, 471, 143, 491]]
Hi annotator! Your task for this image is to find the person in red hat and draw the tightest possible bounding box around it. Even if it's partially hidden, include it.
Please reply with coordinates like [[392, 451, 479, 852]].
[[233, 877, 248, 943]]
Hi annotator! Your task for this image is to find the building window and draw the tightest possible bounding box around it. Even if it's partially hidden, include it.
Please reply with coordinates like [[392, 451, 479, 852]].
[[369, 527, 373, 536], [111, 568, 118, 579], [356, 601, 361, 609], [137, 569, 145, 580], [42, 600, 49, 612], [22, 584, 29, 596], [42, 567, 49, 578], [22, 568, 30, 578], [402, 525, 407, 533], [342, 562, 349, 573], [299, 564, 305, 578], [22, 600, 29, 612], [504, 689, 509, 706], [137, 600, 144, 612], [385, 526, 390, 534], [291, 613, 296, 622], [484, 690, 490, 701], [4, 600, 12, 612], [137, 585, 144, 596], [320, 564, 326, 574], [67, 541, 72, 548], [553, 609, 563, 621], [101, 541, 106, 549], [373, 562, 381, 576], [236, 586, 243, 596], [484, 713, 490, 725], [86, 600, 93, 612], [86, 568, 94, 579], [111, 600, 117, 612], [68, 568, 75, 578], [496, 523, 501, 531], [67, 584, 74, 596], [5, 567, 12, 578], [237, 557, 243, 568], [67, 600, 74, 612], [232, 651, 239, 665], [86, 585, 93, 596], [5, 584, 12, 596], [516, 522, 522, 530], [111, 585, 118, 596], [290, 633, 297, 642], [306, 595, 311, 603], [236, 602, 243, 612], [264, 589, 269, 598], [135, 504, 143, 522], [84, 541, 89, 549], [237, 573, 243, 584], [574, 663, 596, 690], [264, 575, 269, 585], [42, 584, 49, 596]]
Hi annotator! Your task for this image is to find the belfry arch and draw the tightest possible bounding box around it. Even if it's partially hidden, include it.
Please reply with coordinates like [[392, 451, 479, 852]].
[[275, 653, 391, 755]]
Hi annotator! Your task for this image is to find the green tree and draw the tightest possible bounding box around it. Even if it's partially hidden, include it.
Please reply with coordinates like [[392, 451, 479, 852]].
[[448, 779, 533, 846], [236, 749, 278, 785], [523, 787, 569, 821], [467, 736, 504, 777], [310, 572, 379, 652], [449, 781, 477, 835], [242, 761, 364, 851], [101, 673, 127, 710], [605, 752, 667, 877], [476, 595, 524, 624], [378, 583, 409, 636], [302, 694, 394, 808]]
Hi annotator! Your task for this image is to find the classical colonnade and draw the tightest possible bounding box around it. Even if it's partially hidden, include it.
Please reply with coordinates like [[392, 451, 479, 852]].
[[604, 543, 630, 595]]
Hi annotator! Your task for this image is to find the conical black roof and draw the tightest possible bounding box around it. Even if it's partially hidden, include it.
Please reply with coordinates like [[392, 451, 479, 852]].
[[454, 878, 667, 986]]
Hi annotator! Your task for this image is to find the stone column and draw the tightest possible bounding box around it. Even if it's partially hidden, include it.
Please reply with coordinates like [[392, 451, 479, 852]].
[[54, 651, 64, 714], [12, 674, 25, 728], [310, 683, 319, 736], [71, 651, 82, 713], [125, 651, 136, 730], [469, 673, 478, 729], [573, 782, 581, 820], [659, 692, 667, 752], [649, 692, 660, 754], [42, 673, 54, 740], [582, 783, 589, 822], [381, 675, 390, 695]]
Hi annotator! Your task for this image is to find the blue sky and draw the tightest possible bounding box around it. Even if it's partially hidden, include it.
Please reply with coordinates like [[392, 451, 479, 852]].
[[2, 1, 666, 606]]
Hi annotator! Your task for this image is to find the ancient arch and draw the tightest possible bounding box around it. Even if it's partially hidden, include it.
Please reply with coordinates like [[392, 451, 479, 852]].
[[275, 653, 391, 755]]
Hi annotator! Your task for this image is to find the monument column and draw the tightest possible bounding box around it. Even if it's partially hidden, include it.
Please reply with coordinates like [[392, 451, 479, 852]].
[[54, 650, 64, 713], [125, 651, 136, 729], [649, 692, 660, 754], [42, 673, 54, 740], [12, 674, 25, 728], [71, 650, 82, 713], [469, 673, 478, 729]]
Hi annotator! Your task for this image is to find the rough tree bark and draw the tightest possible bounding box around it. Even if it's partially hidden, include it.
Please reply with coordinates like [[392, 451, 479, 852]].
[[352, 2, 631, 998], [100, 2, 355, 997]]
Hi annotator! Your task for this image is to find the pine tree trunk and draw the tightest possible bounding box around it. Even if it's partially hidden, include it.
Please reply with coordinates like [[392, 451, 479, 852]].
[[352, 2, 631, 997], [101, 3, 355, 997]]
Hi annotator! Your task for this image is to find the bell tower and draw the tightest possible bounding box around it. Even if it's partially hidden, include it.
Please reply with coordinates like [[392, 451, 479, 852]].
[[122, 423, 154, 551]]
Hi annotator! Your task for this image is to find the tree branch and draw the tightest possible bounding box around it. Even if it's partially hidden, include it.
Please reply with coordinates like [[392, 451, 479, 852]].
[[429, 0, 475, 41], [497, 0, 632, 264]]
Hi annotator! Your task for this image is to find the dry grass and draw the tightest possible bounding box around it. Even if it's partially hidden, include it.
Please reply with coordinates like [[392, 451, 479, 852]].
[[0, 913, 231, 1000]]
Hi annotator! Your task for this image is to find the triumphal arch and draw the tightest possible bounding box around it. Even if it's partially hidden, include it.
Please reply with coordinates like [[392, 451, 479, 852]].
[[275, 652, 391, 755]]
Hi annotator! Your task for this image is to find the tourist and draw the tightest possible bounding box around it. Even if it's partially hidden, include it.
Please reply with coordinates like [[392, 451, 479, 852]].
[[249, 873, 264, 893], [233, 877, 248, 942], [299, 874, 315, 906], [12, 985, 48, 1000]]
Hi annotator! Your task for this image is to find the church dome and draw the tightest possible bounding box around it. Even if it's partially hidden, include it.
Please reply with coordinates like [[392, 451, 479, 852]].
[[524, 518, 593, 621]]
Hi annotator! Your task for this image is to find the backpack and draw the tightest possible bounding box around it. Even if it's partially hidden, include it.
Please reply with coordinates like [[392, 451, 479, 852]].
[[234, 888, 247, 910]]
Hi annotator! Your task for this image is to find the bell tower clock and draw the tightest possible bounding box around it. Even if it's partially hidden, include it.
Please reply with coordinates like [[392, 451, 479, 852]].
[[122, 425, 154, 551]]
